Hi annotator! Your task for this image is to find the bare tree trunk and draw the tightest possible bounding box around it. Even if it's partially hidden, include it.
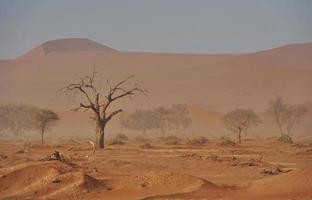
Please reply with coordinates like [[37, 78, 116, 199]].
[[160, 126, 164, 135], [95, 126, 100, 148], [41, 132, 44, 144], [278, 125, 283, 136], [95, 124, 105, 148], [62, 71, 145, 149], [99, 128, 105, 148], [286, 128, 291, 136], [237, 131, 242, 144]]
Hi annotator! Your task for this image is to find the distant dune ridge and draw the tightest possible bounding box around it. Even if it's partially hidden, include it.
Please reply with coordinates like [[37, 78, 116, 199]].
[[0, 38, 312, 138], [18, 38, 116, 60]]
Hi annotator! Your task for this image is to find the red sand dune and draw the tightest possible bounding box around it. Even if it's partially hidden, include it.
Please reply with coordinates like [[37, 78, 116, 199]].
[[0, 38, 311, 137]]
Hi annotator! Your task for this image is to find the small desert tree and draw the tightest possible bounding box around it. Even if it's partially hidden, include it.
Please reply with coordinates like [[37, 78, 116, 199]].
[[268, 97, 307, 136], [0, 105, 7, 136], [120, 110, 155, 134], [152, 107, 171, 134], [34, 109, 59, 144], [60, 69, 145, 148], [0, 103, 37, 136], [267, 97, 287, 136], [283, 104, 307, 136], [169, 104, 191, 133], [223, 108, 261, 144]]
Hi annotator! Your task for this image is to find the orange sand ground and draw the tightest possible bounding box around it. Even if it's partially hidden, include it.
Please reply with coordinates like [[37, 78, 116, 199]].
[[0, 138, 311, 199]]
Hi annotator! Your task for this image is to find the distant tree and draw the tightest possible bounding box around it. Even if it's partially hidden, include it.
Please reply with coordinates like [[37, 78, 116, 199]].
[[223, 108, 261, 144], [34, 109, 59, 144], [267, 97, 287, 136], [0, 103, 37, 136], [121, 105, 192, 135], [169, 104, 191, 133], [283, 104, 307, 136], [268, 97, 307, 136], [60, 69, 146, 148], [152, 107, 171, 134], [0, 105, 7, 136], [120, 110, 155, 134]]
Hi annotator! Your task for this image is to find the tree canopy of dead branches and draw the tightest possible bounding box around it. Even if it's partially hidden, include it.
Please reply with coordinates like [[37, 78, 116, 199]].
[[223, 108, 261, 144], [59, 68, 146, 148], [268, 97, 307, 136], [120, 104, 191, 135], [0, 103, 59, 142]]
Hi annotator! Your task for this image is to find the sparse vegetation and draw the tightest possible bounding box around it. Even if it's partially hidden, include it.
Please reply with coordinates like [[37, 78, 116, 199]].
[[33, 109, 59, 144], [0, 103, 59, 142], [0, 103, 38, 136], [278, 135, 294, 144], [169, 104, 192, 133], [120, 110, 156, 135], [115, 133, 128, 141], [219, 138, 237, 147], [223, 108, 261, 143], [160, 135, 180, 145], [268, 97, 307, 136], [140, 142, 153, 149], [133, 135, 150, 142], [186, 137, 208, 145], [120, 104, 192, 135], [107, 137, 125, 145], [106, 134, 129, 145]]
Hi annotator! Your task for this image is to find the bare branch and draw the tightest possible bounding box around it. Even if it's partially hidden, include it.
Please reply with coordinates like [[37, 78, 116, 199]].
[[105, 109, 123, 124], [72, 103, 93, 111], [58, 68, 146, 149]]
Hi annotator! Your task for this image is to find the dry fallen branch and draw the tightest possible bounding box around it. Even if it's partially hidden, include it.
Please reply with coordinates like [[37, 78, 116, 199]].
[[40, 151, 74, 166]]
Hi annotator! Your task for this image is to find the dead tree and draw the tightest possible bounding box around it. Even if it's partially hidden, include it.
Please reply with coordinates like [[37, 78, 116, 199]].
[[60, 69, 145, 148]]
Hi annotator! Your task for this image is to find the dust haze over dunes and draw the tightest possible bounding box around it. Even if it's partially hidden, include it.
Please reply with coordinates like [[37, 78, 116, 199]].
[[0, 38, 312, 138]]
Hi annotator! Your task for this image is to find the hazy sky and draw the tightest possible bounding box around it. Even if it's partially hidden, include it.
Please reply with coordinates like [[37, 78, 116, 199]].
[[0, 0, 312, 59]]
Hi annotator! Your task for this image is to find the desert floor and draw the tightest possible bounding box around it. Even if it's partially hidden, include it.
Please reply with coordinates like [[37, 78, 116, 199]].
[[0, 137, 312, 200]]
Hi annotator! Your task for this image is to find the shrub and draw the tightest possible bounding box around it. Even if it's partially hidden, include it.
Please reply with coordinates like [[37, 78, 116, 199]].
[[23, 141, 34, 149], [161, 135, 180, 145], [133, 135, 149, 142], [106, 133, 129, 145], [186, 137, 208, 145], [107, 137, 125, 145], [115, 133, 128, 141], [278, 135, 293, 144], [219, 139, 237, 146], [140, 142, 153, 149]]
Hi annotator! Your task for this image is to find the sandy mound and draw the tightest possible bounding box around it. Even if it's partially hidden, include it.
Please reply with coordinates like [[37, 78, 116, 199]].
[[143, 178, 228, 200], [0, 161, 104, 199], [248, 166, 312, 197], [114, 171, 203, 189], [103, 171, 206, 199]]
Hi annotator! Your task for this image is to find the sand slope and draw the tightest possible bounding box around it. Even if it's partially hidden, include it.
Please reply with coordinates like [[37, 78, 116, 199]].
[[0, 39, 312, 137], [0, 161, 208, 200], [248, 166, 312, 198], [0, 161, 104, 199]]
